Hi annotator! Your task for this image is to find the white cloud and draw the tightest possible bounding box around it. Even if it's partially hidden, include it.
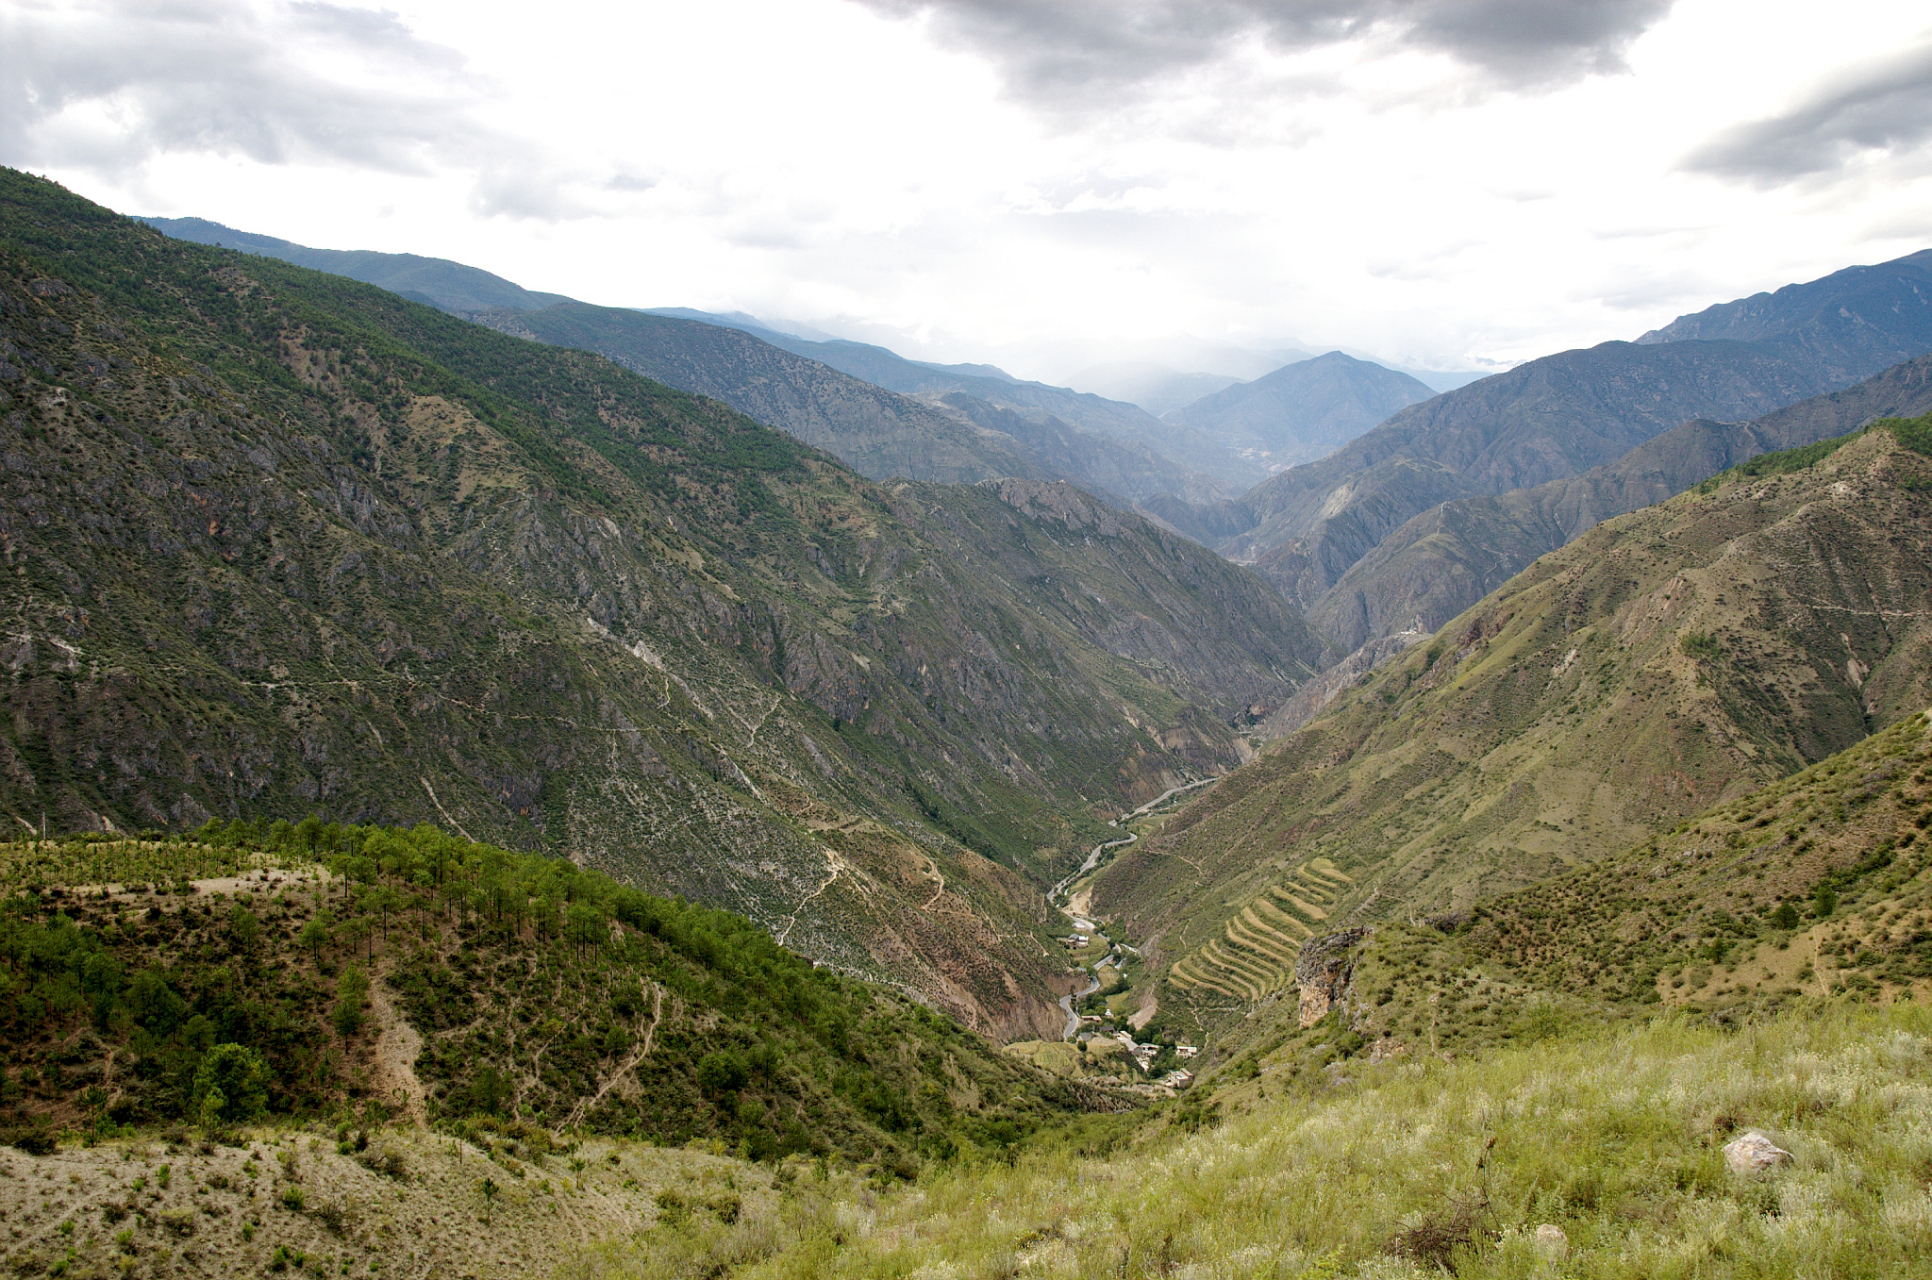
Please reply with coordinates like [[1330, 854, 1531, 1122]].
[[4, 0, 1930, 378]]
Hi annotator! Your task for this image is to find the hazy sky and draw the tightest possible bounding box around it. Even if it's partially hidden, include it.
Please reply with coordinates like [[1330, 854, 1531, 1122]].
[[4, 0, 1930, 381]]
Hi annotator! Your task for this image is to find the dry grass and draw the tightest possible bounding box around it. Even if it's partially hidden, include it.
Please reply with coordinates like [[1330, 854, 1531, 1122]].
[[0, 1126, 765, 1279], [558, 1002, 1932, 1280]]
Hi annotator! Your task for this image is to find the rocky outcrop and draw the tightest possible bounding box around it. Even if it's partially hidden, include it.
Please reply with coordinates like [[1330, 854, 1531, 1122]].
[[1295, 928, 1371, 1028]]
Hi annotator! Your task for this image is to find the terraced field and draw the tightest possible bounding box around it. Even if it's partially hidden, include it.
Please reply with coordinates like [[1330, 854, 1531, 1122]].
[[1166, 860, 1353, 999]]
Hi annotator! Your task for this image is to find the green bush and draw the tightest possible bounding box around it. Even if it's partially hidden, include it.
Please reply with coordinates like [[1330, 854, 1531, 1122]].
[[192, 1044, 271, 1126], [697, 1050, 749, 1096]]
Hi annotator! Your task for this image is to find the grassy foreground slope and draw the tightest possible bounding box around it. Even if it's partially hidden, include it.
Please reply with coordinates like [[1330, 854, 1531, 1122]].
[[10, 1007, 1930, 1280], [1099, 420, 1932, 1021], [556, 1006, 1932, 1280], [0, 825, 1092, 1167]]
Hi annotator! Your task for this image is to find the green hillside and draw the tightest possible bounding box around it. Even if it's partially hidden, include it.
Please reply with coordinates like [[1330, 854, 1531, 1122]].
[[1100, 421, 1932, 1034], [0, 825, 1092, 1165], [1160, 703, 1932, 1113]]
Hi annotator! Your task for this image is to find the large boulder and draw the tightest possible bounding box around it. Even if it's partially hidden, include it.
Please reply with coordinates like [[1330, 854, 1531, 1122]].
[[1722, 1130, 1792, 1174]]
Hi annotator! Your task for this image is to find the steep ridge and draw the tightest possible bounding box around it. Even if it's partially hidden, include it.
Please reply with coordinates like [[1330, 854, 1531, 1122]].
[[1145, 248, 1932, 610], [0, 171, 1328, 1035], [139, 218, 1219, 505], [1095, 422, 1932, 1023], [1639, 249, 1932, 382], [684, 320, 1268, 493], [1162, 351, 1436, 471], [138, 215, 571, 313], [469, 303, 1068, 490], [1309, 353, 1932, 650]]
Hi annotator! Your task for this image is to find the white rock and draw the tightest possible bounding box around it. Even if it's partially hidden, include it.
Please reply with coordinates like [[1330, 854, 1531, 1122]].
[[1722, 1130, 1791, 1174], [1533, 1224, 1569, 1258]]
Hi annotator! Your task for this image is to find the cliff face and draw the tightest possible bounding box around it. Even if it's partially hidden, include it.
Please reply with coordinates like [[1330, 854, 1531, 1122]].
[[0, 170, 1327, 1037]]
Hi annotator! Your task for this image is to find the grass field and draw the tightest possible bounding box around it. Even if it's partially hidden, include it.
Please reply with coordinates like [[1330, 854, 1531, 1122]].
[[551, 1002, 1932, 1280]]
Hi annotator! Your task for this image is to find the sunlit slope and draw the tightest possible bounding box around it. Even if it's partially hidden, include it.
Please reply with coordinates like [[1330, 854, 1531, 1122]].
[[1098, 422, 1932, 1013], [1465, 709, 1932, 1016], [1182, 706, 1932, 1080]]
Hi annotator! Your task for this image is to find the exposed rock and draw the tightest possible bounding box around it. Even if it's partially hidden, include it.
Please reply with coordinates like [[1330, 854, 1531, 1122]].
[[1722, 1130, 1792, 1174], [1294, 928, 1371, 1028], [1533, 1224, 1569, 1259]]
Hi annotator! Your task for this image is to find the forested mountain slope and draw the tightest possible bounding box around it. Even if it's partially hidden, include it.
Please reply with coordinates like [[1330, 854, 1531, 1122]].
[[1309, 352, 1932, 650], [0, 170, 1326, 1035], [1095, 421, 1932, 1023]]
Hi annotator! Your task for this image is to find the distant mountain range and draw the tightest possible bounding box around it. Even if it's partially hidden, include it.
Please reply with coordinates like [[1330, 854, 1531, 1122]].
[[641, 309, 1272, 491], [1144, 248, 1932, 635], [141, 217, 1235, 505], [1069, 361, 1262, 417], [1309, 352, 1932, 650], [1162, 351, 1437, 471]]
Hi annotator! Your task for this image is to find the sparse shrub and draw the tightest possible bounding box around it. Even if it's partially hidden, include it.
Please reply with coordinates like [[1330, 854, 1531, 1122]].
[[1387, 1192, 1493, 1273], [191, 1044, 271, 1127], [310, 1198, 350, 1234], [279, 1184, 305, 1212], [358, 1146, 408, 1180], [654, 1189, 692, 1228]]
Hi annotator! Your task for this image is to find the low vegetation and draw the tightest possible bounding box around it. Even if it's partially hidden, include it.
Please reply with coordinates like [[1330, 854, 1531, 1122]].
[[557, 1004, 1932, 1280], [0, 824, 1092, 1170]]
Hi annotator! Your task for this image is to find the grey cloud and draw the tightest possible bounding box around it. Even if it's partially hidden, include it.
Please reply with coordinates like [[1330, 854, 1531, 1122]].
[[0, 1, 489, 177], [1683, 44, 1932, 184], [852, 0, 1674, 105]]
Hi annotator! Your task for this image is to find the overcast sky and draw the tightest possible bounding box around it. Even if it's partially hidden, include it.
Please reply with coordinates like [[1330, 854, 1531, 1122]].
[[4, 0, 1930, 381]]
